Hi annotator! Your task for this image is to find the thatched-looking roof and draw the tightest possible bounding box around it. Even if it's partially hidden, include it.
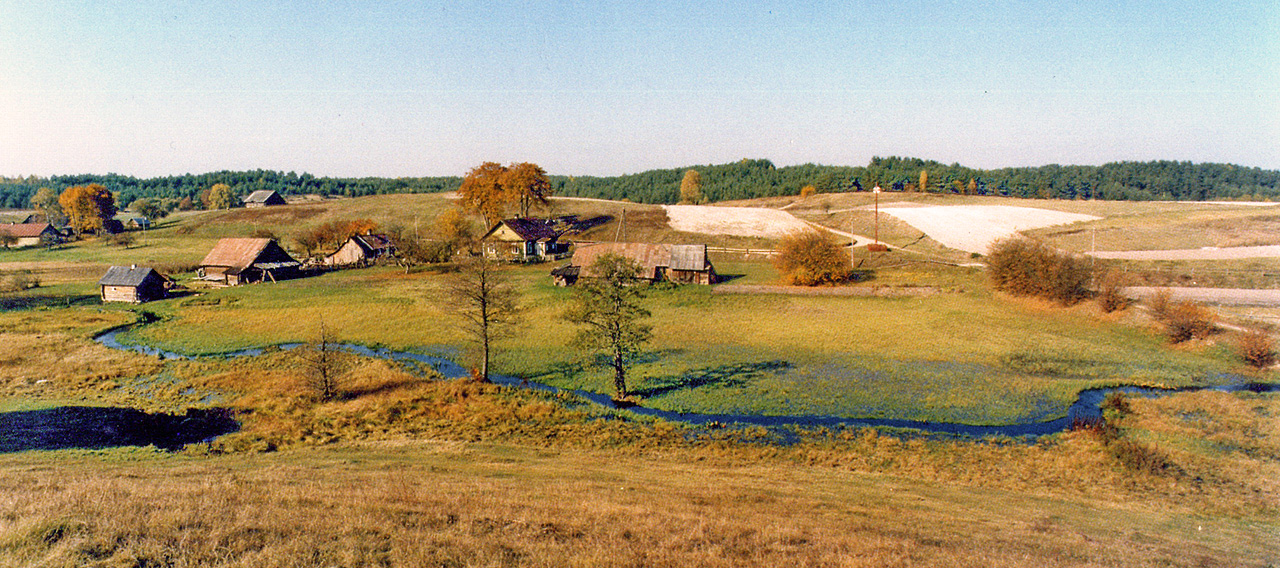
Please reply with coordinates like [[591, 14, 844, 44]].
[[98, 265, 162, 287], [200, 238, 299, 271]]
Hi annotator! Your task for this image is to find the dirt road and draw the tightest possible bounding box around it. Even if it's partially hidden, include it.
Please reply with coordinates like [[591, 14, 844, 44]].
[[1089, 246, 1280, 261], [1124, 286, 1280, 306]]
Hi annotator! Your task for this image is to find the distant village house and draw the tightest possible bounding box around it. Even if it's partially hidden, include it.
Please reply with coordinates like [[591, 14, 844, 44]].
[[323, 233, 395, 267], [0, 223, 60, 248], [99, 265, 170, 303], [554, 242, 718, 286], [243, 190, 287, 208], [197, 238, 301, 285], [480, 218, 572, 263], [125, 217, 152, 230]]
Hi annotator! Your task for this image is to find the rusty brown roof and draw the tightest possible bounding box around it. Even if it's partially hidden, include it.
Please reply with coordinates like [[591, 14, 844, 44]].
[[0, 223, 53, 238], [199, 238, 275, 269], [571, 242, 672, 280]]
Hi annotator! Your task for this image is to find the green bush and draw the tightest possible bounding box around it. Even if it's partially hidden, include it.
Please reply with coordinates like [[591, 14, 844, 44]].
[[986, 236, 1093, 304]]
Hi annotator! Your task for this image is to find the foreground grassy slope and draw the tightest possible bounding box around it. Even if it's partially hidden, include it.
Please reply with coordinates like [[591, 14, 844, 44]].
[[1, 435, 1275, 568]]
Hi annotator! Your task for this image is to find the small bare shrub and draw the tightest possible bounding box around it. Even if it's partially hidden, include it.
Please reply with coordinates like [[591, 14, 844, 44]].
[[1095, 269, 1130, 313], [1147, 289, 1173, 321], [1161, 300, 1216, 343], [986, 236, 1093, 305], [1238, 328, 1276, 369]]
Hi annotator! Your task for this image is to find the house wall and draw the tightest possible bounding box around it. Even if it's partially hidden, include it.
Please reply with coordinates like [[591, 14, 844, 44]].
[[325, 240, 366, 266], [101, 285, 139, 303]]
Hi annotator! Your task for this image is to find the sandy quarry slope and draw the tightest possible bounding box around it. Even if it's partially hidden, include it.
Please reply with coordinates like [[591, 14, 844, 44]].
[[878, 205, 1100, 255], [663, 205, 815, 239]]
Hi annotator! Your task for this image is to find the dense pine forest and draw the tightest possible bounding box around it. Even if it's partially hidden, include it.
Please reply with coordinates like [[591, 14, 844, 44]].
[[2, 158, 1278, 209]]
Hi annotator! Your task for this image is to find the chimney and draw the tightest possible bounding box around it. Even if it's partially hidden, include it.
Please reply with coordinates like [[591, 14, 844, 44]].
[[131, 264, 137, 270]]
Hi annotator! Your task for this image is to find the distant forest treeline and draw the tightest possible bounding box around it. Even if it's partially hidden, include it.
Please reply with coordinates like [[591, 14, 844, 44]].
[[2, 158, 1278, 210]]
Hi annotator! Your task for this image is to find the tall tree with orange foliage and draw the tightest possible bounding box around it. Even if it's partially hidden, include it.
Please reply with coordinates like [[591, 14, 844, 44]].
[[458, 162, 510, 226], [502, 162, 553, 218], [58, 184, 117, 236]]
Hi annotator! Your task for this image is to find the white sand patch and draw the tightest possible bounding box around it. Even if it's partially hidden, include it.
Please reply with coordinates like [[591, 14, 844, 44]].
[[663, 205, 814, 239], [878, 205, 1100, 254]]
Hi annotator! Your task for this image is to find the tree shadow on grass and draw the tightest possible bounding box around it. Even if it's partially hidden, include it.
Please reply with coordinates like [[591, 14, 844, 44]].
[[0, 406, 239, 452], [633, 360, 792, 398]]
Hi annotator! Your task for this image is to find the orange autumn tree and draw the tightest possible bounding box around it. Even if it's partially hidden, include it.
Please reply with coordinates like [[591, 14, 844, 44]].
[[459, 161, 554, 225], [58, 184, 117, 236], [458, 162, 510, 227], [501, 162, 553, 218]]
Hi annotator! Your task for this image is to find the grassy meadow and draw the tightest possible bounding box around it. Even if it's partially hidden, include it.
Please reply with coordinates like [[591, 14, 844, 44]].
[[1, 193, 1278, 566], [104, 257, 1247, 426]]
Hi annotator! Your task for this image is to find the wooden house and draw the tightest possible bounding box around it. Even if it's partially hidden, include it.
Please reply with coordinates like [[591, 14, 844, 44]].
[[666, 244, 718, 285], [125, 217, 151, 230], [243, 190, 286, 208], [99, 265, 169, 303], [197, 238, 301, 285], [323, 234, 395, 267], [0, 223, 60, 248], [556, 242, 717, 285], [480, 218, 571, 263]]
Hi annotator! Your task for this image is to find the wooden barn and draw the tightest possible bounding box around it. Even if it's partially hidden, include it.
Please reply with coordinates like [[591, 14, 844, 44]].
[[99, 265, 169, 303], [557, 242, 717, 285], [323, 234, 395, 267], [0, 223, 60, 248], [197, 238, 301, 285], [665, 244, 718, 285], [480, 218, 571, 263], [243, 190, 287, 208]]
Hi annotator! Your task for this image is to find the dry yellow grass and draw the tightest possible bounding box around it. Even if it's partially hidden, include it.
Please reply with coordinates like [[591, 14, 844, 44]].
[[0, 439, 1273, 568]]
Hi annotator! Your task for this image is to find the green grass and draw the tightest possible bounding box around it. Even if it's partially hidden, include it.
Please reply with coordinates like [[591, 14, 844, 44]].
[[106, 262, 1242, 426]]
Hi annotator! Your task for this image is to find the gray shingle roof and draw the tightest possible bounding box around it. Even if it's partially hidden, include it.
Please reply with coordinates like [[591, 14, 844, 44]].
[[98, 265, 159, 287]]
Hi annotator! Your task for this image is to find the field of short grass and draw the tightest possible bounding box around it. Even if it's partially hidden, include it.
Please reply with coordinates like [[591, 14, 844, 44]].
[[95, 259, 1248, 427]]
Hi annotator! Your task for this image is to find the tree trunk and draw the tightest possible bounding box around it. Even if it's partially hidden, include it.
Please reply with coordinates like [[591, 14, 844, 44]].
[[613, 350, 627, 398]]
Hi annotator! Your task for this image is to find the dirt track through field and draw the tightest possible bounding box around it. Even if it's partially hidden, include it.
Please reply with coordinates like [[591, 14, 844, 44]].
[[1089, 245, 1280, 261], [1124, 286, 1280, 306]]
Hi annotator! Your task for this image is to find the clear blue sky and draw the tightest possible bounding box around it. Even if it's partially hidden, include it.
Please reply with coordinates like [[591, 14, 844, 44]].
[[2, 1, 1277, 178]]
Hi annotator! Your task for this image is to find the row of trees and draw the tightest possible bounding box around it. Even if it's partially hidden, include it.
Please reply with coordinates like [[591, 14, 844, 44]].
[[0, 171, 460, 210], [7, 158, 1275, 211]]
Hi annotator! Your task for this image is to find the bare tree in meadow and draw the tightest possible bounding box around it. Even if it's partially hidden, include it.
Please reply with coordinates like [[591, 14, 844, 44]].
[[442, 255, 522, 381]]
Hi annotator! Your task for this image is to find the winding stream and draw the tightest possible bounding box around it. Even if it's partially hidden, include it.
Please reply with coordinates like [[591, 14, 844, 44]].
[[95, 327, 1277, 440]]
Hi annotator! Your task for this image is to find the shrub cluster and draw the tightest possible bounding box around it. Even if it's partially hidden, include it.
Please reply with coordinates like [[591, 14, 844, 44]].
[[986, 236, 1093, 304]]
